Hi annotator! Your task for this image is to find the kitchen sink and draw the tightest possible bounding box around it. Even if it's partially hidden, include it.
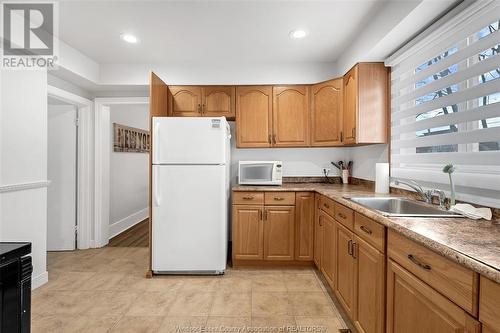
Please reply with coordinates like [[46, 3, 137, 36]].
[[347, 197, 463, 217]]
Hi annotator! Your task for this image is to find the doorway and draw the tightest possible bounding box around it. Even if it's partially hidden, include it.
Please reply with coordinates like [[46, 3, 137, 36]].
[[47, 97, 78, 251]]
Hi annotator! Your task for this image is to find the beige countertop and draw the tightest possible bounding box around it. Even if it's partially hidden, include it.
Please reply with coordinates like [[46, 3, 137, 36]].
[[233, 183, 500, 283]]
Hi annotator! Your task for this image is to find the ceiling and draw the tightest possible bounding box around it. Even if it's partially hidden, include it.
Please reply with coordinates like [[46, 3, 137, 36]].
[[58, 0, 391, 65]]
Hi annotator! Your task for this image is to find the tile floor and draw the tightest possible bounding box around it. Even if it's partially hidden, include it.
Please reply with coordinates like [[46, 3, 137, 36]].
[[33, 247, 348, 333]]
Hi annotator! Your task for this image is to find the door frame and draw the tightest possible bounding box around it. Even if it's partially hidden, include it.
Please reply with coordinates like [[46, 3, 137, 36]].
[[47, 85, 93, 249], [94, 97, 149, 247]]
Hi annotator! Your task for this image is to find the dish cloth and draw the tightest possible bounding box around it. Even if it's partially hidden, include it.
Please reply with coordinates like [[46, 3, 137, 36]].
[[450, 203, 492, 220]]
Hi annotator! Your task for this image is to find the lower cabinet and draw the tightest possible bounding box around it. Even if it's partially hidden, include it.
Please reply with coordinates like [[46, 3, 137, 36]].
[[232, 205, 264, 260], [264, 206, 295, 260], [313, 195, 323, 267], [353, 235, 385, 333], [335, 222, 356, 319], [295, 192, 315, 261], [320, 210, 336, 289], [480, 276, 500, 333], [387, 259, 481, 333]]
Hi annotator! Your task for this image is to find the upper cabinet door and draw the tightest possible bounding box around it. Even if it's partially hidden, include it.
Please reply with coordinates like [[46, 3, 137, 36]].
[[273, 86, 310, 147], [236, 86, 272, 148], [202, 86, 235, 119], [169, 86, 202, 117], [311, 79, 343, 146], [343, 66, 358, 145]]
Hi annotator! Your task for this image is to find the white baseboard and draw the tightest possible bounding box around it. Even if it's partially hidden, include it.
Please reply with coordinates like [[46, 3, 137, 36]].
[[32, 271, 48, 289], [109, 208, 148, 239]]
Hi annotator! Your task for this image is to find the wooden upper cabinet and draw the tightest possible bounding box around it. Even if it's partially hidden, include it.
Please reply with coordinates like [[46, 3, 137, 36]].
[[387, 259, 481, 333], [295, 192, 315, 261], [169, 86, 202, 117], [236, 86, 272, 148], [343, 63, 389, 145], [202, 86, 235, 119], [311, 79, 343, 146], [264, 206, 295, 261], [232, 205, 264, 260], [273, 86, 310, 147]]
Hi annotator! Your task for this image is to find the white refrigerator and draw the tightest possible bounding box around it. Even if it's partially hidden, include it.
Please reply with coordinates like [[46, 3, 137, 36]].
[[152, 117, 231, 274]]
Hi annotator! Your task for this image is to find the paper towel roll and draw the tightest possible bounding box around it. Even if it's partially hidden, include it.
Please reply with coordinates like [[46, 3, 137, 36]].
[[375, 163, 390, 194]]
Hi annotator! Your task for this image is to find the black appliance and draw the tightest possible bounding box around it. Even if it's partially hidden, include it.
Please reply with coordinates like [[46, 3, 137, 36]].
[[0, 242, 32, 333]]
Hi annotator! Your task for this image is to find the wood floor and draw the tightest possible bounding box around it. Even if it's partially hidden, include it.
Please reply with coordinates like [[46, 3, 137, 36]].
[[108, 219, 149, 247]]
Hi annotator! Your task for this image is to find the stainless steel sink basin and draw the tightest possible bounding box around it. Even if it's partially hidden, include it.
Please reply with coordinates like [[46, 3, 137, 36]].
[[347, 197, 463, 217]]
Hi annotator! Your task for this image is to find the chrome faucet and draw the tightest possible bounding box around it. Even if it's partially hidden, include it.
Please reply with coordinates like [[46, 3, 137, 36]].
[[392, 178, 447, 209]]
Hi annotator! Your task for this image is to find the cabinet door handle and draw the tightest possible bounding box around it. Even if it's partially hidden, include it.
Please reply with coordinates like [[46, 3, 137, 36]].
[[348, 240, 353, 255], [197, 104, 202, 113], [323, 203, 330, 209], [242, 196, 254, 200], [338, 212, 346, 219], [352, 127, 356, 138], [264, 210, 268, 221], [360, 225, 372, 235], [259, 210, 263, 221], [268, 134, 272, 144], [202, 104, 205, 113], [274, 197, 284, 201], [272, 134, 276, 144], [352, 242, 357, 259], [340, 131, 343, 142], [408, 254, 431, 271]]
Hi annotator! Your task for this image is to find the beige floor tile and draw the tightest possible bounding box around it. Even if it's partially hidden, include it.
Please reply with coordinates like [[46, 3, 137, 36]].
[[109, 316, 164, 333], [288, 292, 335, 316], [44, 271, 97, 291], [84, 291, 141, 316], [33, 291, 95, 315], [168, 291, 215, 316], [210, 292, 252, 316], [32, 314, 119, 333], [158, 316, 208, 333], [116, 274, 152, 291], [126, 291, 177, 316], [284, 274, 322, 292], [252, 292, 290, 316], [294, 316, 348, 332], [251, 274, 287, 292], [180, 277, 221, 292], [206, 316, 251, 328], [145, 276, 185, 292], [217, 276, 252, 292], [79, 272, 127, 291], [251, 316, 296, 330]]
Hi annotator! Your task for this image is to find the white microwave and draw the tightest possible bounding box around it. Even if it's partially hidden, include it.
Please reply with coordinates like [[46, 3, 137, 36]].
[[238, 161, 283, 185]]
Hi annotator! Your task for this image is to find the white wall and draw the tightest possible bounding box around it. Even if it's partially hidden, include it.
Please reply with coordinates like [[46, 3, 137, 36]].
[[0, 69, 48, 289], [347, 144, 389, 181], [109, 103, 149, 238], [229, 122, 349, 184]]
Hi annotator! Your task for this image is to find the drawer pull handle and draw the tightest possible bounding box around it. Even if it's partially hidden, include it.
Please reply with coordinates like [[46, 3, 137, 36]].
[[323, 203, 330, 208], [242, 196, 254, 200], [352, 242, 357, 259], [408, 254, 431, 271], [360, 226, 372, 235], [274, 197, 285, 201], [348, 240, 353, 255], [338, 212, 347, 219]]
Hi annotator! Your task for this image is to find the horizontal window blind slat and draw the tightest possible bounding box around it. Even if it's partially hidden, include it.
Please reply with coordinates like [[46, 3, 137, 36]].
[[392, 79, 500, 121], [393, 30, 500, 90], [394, 52, 500, 105], [391, 151, 500, 165], [391, 167, 500, 191], [391, 6, 500, 78], [392, 127, 500, 149], [392, 102, 500, 135]]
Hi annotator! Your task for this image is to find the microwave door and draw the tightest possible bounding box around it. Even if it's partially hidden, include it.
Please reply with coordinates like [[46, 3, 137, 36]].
[[241, 164, 273, 184]]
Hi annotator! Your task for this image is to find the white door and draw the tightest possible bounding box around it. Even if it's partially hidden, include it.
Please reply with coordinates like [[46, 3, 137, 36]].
[[152, 164, 227, 272], [47, 105, 77, 251], [152, 117, 229, 165]]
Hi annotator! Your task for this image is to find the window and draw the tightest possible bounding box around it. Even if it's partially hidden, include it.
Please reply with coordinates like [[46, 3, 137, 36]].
[[387, 2, 500, 207]]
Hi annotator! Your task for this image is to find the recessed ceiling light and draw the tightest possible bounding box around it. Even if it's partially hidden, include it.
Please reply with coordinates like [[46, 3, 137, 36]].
[[120, 33, 138, 44], [289, 29, 308, 39]]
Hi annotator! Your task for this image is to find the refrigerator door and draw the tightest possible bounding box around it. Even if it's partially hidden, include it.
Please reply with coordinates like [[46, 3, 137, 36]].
[[152, 117, 229, 165], [152, 164, 227, 273]]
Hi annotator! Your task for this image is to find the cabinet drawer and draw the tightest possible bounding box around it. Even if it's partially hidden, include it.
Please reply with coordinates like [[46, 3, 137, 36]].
[[233, 192, 264, 205], [480, 276, 500, 333], [318, 195, 335, 217], [264, 192, 295, 205], [334, 203, 354, 229], [354, 213, 385, 253], [388, 230, 478, 315]]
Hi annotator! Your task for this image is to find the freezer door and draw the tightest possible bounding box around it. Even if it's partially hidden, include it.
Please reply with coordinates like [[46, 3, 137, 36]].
[[152, 117, 229, 165], [152, 164, 227, 272]]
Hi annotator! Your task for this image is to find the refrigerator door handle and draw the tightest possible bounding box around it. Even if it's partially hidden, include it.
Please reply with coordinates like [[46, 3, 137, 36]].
[[154, 170, 161, 207], [154, 121, 160, 163]]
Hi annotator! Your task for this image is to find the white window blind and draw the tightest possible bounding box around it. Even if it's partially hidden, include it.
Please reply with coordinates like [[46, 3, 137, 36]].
[[387, 1, 500, 208]]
